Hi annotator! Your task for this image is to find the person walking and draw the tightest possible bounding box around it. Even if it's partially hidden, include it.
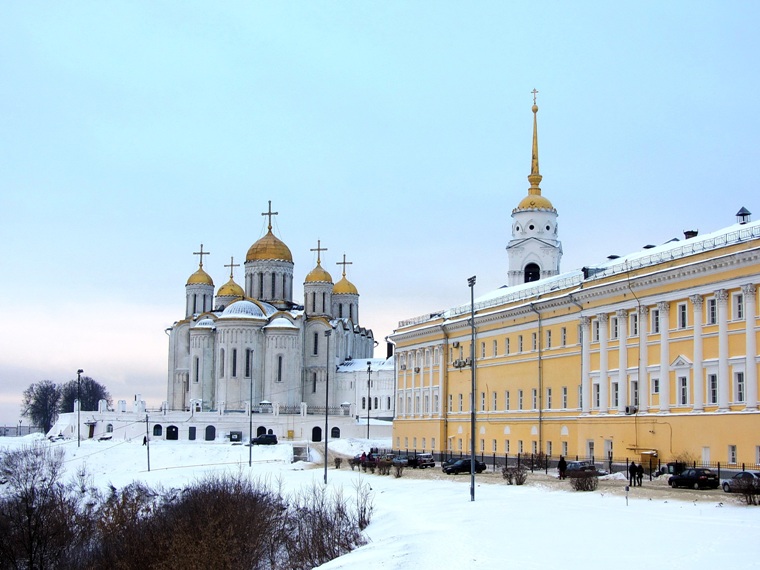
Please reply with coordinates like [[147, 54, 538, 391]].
[[557, 456, 567, 480], [628, 460, 637, 486], [636, 463, 644, 486]]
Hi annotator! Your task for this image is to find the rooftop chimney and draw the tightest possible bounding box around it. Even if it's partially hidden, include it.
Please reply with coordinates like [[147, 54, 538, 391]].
[[683, 229, 698, 239]]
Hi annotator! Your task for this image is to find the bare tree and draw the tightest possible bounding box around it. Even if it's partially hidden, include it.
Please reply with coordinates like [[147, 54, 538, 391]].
[[21, 380, 61, 433], [59, 376, 112, 414]]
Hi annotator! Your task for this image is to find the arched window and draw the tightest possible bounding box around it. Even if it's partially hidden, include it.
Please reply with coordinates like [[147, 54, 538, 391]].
[[204, 425, 216, 441], [106, 423, 113, 433], [331, 427, 341, 438], [524, 263, 540, 283], [153, 424, 163, 437], [311, 426, 322, 442]]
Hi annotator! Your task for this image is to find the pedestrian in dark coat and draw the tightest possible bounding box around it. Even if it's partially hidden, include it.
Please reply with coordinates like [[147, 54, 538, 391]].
[[636, 463, 644, 486], [628, 460, 637, 486], [558, 456, 567, 480]]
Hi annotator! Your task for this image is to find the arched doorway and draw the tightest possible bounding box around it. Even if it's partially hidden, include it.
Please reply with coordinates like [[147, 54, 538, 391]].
[[311, 426, 322, 442], [205, 425, 216, 441], [166, 425, 179, 440], [257, 426, 267, 436], [331, 427, 341, 439], [524, 263, 540, 283]]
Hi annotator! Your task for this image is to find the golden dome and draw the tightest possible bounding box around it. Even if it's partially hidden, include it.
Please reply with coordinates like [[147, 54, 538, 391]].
[[333, 276, 358, 295], [246, 230, 293, 263], [187, 266, 214, 286], [515, 193, 555, 211], [305, 261, 333, 283], [217, 278, 244, 297]]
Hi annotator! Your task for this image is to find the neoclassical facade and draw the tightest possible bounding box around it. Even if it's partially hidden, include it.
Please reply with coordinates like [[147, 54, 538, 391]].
[[391, 102, 760, 466]]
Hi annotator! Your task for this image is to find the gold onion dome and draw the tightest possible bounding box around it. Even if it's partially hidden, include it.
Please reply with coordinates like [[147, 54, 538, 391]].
[[187, 266, 214, 286], [333, 276, 358, 295], [305, 261, 333, 283], [246, 229, 293, 263], [217, 278, 244, 297]]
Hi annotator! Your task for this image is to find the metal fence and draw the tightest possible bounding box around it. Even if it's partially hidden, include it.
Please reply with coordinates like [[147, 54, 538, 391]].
[[0, 425, 43, 437]]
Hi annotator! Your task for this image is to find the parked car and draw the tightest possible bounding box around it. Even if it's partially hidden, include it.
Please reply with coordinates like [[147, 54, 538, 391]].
[[392, 455, 410, 467], [722, 471, 760, 493], [565, 461, 608, 477], [415, 453, 435, 469], [442, 458, 486, 475], [251, 434, 278, 445], [668, 468, 720, 489]]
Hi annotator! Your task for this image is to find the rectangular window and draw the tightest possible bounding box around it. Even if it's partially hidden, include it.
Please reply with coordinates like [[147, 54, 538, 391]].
[[546, 441, 553, 456], [194, 357, 199, 383], [593, 320, 600, 342], [562, 441, 568, 457], [678, 303, 687, 329], [728, 445, 737, 464], [480, 439, 485, 452], [277, 356, 283, 382], [220, 349, 225, 377], [651, 308, 660, 334], [245, 349, 252, 378], [458, 439, 462, 452], [736, 371, 746, 402], [312, 373, 317, 393], [518, 440, 524, 454], [707, 298, 717, 325], [593, 384, 600, 408], [481, 342, 486, 359], [734, 293, 745, 320], [492, 391, 497, 410], [458, 394, 463, 412], [531, 389, 537, 410], [231, 349, 237, 377], [652, 377, 660, 395], [492, 439, 498, 453], [632, 380, 639, 406], [448, 394, 453, 412], [612, 382, 619, 407], [505, 390, 510, 411], [546, 388, 552, 409], [532, 441, 538, 454], [679, 376, 688, 405], [531, 333, 537, 351], [546, 330, 552, 349], [313, 332, 319, 355], [611, 317, 618, 339], [562, 386, 568, 409], [505, 338, 510, 355], [480, 392, 486, 412], [630, 312, 638, 336], [756, 446, 760, 466], [518, 335, 523, 352], [561, 327, 567, 346], [493, 340, 498, 357], [578, 385, 583, 409], [518, 390, 523, 410], [505, 440, 511, 453], [708, 374, 718, 404]]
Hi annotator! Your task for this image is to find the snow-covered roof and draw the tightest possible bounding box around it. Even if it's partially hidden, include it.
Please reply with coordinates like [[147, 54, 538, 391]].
[[219, 300, 265, 319], [194, 317, 216, 328], [264, 317, 298, 330], [337, 357, 394, 373]]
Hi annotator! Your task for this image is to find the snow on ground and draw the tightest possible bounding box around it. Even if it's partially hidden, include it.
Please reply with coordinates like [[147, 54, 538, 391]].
[[2, 434, 759, 568]]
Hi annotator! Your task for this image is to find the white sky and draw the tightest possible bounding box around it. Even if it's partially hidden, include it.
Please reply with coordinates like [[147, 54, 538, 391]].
[[2, 434, 759, 567], [1, 2, 759, 425]]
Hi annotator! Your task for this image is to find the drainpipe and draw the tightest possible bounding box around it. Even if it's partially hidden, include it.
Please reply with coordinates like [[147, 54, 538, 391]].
[[529, 302, 543, 454]]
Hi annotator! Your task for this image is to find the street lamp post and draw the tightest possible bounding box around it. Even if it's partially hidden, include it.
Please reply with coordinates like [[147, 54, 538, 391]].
[[324, 330, 331, 485], [366, 361, 373, 441], [77, 369, 83, 448], [468, 276, 476, 502]]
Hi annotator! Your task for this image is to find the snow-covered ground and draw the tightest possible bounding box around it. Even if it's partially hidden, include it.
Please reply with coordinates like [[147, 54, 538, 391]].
[[2, 434, 759, 568]]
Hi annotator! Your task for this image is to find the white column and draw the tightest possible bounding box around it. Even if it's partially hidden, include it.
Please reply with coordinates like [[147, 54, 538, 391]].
[[581, 317, 591, 414], [428, 348, 434, 417], [639, 306, 649, 412], [717, 289, 730, 410], [401, 352, 408, 417], [658, 302, 670, 413], [438, 345, 445, 417], [743, 284, 757, 410], [617, 309, 628, 412], [690, 294, 704, 411], [598, 314, 609, 413]]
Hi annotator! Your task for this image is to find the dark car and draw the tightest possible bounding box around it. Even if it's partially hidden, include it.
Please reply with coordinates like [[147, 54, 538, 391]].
[[565, 461, 608, 477], [442, 458, 486, 475], [251, 434, 278, 445], [415, 453, 435, 469], [722, 471, 760, 493], [392, 455, 410, 467], [668, 468, 719, 489]]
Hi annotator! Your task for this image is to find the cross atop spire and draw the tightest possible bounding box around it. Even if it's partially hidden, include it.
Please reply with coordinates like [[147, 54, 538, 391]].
[[531, 88, 539, 105], [193, 244, 210, 268], [261, 200, 278, 231], [310, 239, 328, 264], [224, 256, 240, 279], [336, 253, 352, 276]]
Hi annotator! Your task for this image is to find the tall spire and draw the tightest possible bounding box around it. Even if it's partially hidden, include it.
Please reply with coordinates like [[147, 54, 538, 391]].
[[527, 88, 542, 196]]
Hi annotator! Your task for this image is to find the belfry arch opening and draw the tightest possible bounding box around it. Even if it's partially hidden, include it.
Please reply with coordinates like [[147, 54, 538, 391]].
[[524, 263, 540, 283]]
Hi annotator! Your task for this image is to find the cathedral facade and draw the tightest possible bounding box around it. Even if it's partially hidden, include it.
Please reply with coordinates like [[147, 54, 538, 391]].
[[391, 100, 760, 468], [167, 204, 377, 416]]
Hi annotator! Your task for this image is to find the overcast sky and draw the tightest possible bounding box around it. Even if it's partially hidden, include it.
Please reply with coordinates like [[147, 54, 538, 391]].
[[1, 2, 758, 426]]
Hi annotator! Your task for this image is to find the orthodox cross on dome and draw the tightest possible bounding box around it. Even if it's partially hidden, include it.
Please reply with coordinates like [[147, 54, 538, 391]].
[[224, 256, 240, 279], [310, 239, 328, 264], [193, 243, 210, 268], [336, 253, 353, 277], [531, 88, 539, 105], [261, 200, 279, 231]]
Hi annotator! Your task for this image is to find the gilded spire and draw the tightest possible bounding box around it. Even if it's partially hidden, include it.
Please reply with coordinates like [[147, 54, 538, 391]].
[[527, 88, 542, 195]]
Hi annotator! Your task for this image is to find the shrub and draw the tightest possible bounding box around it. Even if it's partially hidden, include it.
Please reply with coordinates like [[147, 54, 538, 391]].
[[501, 466, 527, 485], [377, 459, 392, 475], [570, 473, 598, 491], [393, 463, 404, 478], [334, 457, 343, 469]]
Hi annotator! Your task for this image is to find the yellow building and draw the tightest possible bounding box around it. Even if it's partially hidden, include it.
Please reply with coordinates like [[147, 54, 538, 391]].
[[390, 102, 760, 468]]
